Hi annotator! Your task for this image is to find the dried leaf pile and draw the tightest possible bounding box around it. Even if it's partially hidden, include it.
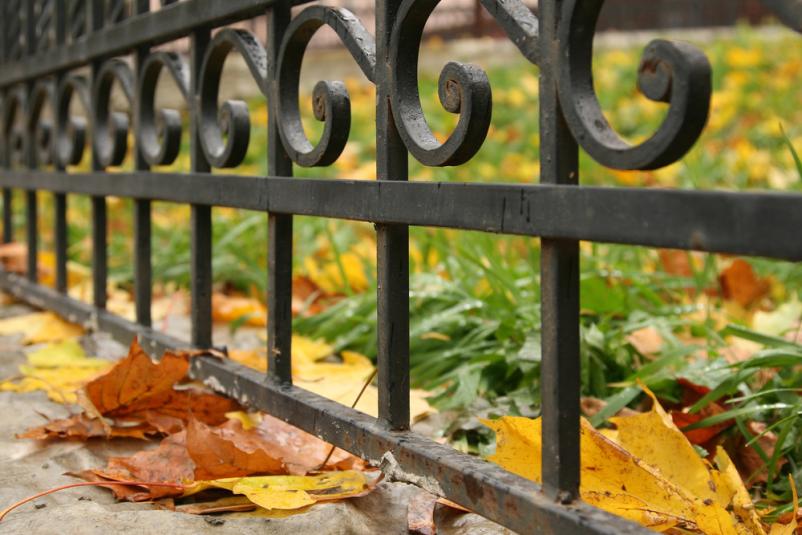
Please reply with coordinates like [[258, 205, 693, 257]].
[[4, 336, 380, 517]]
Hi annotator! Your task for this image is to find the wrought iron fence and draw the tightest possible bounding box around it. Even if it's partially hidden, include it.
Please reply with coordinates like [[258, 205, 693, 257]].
[[1, 0, 802, 533]]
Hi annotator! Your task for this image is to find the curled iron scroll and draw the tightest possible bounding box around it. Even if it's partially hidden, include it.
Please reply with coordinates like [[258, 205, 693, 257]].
[[198, 29, 267, 169], [137, 51, 190, 166], [556, 0, 712, 170], [2, 88, 27, 167], [27, 80, 56, 167], [56, 75, 91, 167], [276, 6, 376, 167], [390, 0, 492, 167], [93, 59, 135, 168]]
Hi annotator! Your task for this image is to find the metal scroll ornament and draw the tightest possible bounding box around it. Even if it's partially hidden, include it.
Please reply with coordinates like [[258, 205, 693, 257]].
[[12, 0, 802, 175]]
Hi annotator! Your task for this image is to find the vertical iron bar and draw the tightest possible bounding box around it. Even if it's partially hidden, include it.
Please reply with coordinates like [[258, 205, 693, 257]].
[[2, 190, 12, 244], [25, 0, 38, 282], [133, 0, 151, 326], [54, 0, 68, 293], [190, 27, 212, 347], [375, 0, 410, 430], [539, 0, 581, 502], [266, 4, 293, 383], [0, 8, 6, 246], [90, 0, 106, 308], [25, 190, 37, 282]]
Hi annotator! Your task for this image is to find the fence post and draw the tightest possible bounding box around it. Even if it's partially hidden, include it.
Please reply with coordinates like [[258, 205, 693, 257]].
[[539, 0, 581, 503], [375, 0, 410, 431]]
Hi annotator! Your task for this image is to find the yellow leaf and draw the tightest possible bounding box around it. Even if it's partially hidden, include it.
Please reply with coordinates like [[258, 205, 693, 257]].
[[609, 386, 729, 508], [0, 311, 83, 344], [212, 293, 267, 327], [482, 406, 757, 533], [227, 337, 434, 422], [0, 340, 111, 403], [186, 471, 373, 511], [713, 447, 767, 535], [26, 339, 106, 369]]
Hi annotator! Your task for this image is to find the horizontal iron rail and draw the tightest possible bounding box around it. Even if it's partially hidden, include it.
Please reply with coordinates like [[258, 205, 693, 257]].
[[0, 269, 648, 535], [0, 0, 312, 87], [4, 170, 802, 260]]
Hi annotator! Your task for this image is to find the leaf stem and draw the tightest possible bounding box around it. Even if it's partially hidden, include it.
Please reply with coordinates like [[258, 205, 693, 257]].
[[0, 480, 186, 522]]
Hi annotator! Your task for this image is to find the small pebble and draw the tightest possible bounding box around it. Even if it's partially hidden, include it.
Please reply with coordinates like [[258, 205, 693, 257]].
[[204, 517, 226, 526], [41, 462, 49, 469], [78, 496, 91, 501], [33, 502, 47, 510]]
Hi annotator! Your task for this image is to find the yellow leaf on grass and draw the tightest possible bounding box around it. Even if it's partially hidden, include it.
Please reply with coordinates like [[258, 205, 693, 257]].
[[0, 340, 111, 403], [227, 336, 434, 421], [212, 293, 267, 327], [482, 389, 771, 534], [713, 448, 768, 535], [0, 311, 84, 344], [184, 471, 373, 511]]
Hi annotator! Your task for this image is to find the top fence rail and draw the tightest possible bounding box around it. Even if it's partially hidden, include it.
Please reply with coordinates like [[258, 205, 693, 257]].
[[1, 0, 802, 533]]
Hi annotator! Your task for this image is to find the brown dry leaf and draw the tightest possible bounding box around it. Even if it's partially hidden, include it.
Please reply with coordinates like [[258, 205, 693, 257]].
[[671, 406, 731, 448], [659, 248, 695, 276], [719, 258, 769, 308], [17, 340, 238, 439], [0, 242, 27, 273], [407, 489, 438, 535], [85, 338, 190, 414], [212, 292, 267, 327], [91, 430, 195, 500], [175, 495, 257, 515], [67, 470, 156, 502], [580, 397, 639, 419], [627, 326, 664, 356], [113, 388, 240, 435], [291, 275, 326, 316], [249, 412, 365, 473], [17, 412, 156, 441], [733, 421, 787, 487], [186, 419, 287, 480]]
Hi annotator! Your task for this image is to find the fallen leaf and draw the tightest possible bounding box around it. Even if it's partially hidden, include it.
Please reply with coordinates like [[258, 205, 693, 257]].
[[17, 340, 238, 439], [0, 311, 83, 344], [91, 431, 195, 500], [627, 326, 664, 356], [175, 495, 257, 515], [407, 489, 438, 535], [733, 421, 786, 487], [225, 337, 433, 421], [659, 249, 694, 277], [0, 340, 112, 403], [768, 476, 799, 535], [184, 470, 377, 511], [719, 258, 769, 308], [482, 385, 768, 534], [212, 292, 267, 327], [85, 338, 190, 414], [18, 412, 156, 441], [0, 242, 27, 273], [581, 397, 639, 419], [186, 419, 287, 480], [249, 412, 365, 473]]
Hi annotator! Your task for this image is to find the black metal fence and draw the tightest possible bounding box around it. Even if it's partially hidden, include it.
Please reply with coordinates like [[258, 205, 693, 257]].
[[2, 0, 802, 533]]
